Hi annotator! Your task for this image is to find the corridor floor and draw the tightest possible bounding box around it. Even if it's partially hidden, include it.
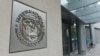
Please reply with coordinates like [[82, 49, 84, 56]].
[[78, 44, 100, 56]]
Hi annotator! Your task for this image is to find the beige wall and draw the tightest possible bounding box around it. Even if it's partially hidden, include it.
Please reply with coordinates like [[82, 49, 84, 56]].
[[95, 29, 100, 44], [0, 0, 63, 56]]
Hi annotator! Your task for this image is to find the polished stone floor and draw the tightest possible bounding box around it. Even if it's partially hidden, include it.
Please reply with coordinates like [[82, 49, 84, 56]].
[[77, 44, 100, 56], [64, 44, 100, 56]]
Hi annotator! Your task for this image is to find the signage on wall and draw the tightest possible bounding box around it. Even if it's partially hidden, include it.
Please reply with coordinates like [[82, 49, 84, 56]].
[[9, 0, 47, 53]]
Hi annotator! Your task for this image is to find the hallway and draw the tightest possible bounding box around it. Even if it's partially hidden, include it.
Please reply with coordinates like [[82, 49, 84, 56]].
[[78, 44, 100, 56]]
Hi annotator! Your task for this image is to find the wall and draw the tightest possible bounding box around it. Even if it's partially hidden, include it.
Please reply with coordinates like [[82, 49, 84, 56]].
[[0, 0, 63, 56], [85, 24, 97, 45], [93, 23, 100, 44], [95, 29, 100, 44]]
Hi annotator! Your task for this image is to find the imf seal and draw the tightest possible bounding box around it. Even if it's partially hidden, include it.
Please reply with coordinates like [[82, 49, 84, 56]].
[[15, 10, 44, 47]]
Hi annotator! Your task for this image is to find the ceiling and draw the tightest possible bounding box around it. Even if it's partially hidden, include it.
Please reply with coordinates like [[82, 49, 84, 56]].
[[61, 6, 83, 25], [61, 0, 100, 23]]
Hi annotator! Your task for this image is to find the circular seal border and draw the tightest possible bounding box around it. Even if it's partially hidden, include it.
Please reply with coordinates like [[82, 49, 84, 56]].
[[15, 10, 45, 47]]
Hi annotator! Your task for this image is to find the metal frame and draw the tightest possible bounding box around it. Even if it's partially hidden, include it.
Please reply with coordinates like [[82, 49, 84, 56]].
[[9, 0, 47, 53]]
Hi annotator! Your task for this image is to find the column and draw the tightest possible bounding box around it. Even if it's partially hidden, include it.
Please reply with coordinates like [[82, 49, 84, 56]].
[[89, 24, 96, 46], [76, 21, 87, 54], [80, 23, 87, 54]]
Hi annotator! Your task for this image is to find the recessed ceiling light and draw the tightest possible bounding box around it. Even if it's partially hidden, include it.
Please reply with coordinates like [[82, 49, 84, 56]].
[[97, 1, 100, 5]]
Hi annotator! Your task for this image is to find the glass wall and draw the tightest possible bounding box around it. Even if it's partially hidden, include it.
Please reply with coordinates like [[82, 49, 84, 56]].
[[62, 22, 78, 56], [62, 23, 70, 56], [71, 23, 77, 51]]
